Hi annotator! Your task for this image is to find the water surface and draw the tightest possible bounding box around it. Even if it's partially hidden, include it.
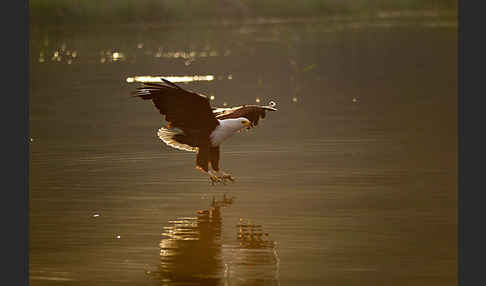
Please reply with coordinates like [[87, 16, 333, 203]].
[[30, 15, 457, 286]]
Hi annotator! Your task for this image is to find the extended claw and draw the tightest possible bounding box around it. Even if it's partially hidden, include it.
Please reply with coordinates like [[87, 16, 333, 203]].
[[210, 175, 220, 186], [220, 172, 235, 184], [208, 170, 221, 186]]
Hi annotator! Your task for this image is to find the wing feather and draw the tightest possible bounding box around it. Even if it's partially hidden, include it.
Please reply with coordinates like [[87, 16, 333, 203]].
[[213, 102, 277, 128], [133, 78, 219, 133], [157, 127, 198, 152]]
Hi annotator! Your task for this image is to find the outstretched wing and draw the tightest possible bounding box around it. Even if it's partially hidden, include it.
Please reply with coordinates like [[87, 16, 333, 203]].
[[213, 101, 278, 128], [133, 78, 219, 133]]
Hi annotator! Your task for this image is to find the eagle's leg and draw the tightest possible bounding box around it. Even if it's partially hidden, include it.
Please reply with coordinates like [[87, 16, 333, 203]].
[[209, 146, 234, 184], [198, 143, 222, 185]]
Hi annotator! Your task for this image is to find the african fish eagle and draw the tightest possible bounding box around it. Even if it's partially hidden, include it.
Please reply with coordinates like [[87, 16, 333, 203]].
[[132, 78, 277, 184]]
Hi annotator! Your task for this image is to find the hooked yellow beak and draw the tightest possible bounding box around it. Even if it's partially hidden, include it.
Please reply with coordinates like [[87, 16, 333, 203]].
[[243, 121, 251, 128]]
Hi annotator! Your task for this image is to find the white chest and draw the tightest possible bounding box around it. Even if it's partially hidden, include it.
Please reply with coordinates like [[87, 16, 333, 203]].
[[209, 119, 241, 147]]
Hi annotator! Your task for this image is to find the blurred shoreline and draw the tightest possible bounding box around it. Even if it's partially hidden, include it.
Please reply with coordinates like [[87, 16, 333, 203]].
[[30, 0, 457, 28]]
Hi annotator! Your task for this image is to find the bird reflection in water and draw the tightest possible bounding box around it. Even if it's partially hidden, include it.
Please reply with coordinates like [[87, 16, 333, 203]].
[[223, 219, 280, 286], [151, 194, 279, 286], [156, 195, 232, 285]]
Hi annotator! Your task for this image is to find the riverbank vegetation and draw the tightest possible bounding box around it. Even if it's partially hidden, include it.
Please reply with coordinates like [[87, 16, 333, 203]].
[[30, 0, 457, 27]]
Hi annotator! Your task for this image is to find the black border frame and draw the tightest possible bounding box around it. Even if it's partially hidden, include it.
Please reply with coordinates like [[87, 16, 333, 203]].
[[5, 1, 29, 285], [459, 1, 483, 286]]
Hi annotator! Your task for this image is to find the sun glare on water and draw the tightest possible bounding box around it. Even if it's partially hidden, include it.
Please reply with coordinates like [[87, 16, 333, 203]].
[[126, 75, 215, 83]]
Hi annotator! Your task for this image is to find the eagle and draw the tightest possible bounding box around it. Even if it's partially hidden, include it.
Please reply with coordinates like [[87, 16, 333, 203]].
[[132, 78, 277, 184]]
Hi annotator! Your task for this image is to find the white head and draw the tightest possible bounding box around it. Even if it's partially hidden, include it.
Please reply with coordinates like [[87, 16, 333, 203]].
[[220, 117, 251, 131]]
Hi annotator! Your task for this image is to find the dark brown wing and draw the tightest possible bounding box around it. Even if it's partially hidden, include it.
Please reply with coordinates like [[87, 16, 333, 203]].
[[213, 103, 277, 128], [133, 78, 219, 133]]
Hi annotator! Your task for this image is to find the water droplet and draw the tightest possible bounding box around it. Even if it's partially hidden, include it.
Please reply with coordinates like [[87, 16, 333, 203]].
[[255, 97, 261, 103], [210, 95, 215, 101], [92, 213, 100, 218], [112, 52, 123, 61], [292, 97, 298, 103], [116, 235, 121, 239]]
